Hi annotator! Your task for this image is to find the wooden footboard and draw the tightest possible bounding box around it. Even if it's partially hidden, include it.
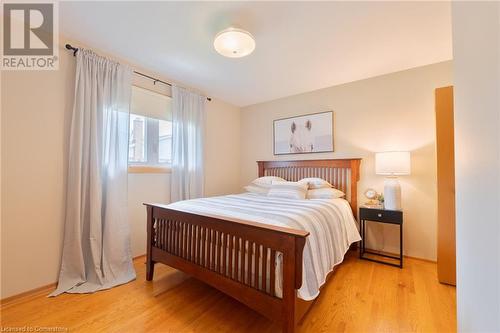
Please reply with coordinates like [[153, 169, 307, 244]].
[[145, 204, 309, 333]]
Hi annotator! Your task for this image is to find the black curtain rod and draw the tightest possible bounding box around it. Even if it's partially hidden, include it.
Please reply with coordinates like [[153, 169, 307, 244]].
[[65, 44, 211, 101]]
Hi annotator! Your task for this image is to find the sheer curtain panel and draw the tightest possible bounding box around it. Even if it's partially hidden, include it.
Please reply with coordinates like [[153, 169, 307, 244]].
[[170, 86, 206, 202], [51, 49, 135, 296]]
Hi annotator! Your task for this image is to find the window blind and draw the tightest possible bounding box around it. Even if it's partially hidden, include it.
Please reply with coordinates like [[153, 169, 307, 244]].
[[130, 86, 172, 121]]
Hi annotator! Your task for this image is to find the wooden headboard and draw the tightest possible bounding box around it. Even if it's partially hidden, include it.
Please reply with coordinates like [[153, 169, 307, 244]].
[[257, 159, 362, 217]]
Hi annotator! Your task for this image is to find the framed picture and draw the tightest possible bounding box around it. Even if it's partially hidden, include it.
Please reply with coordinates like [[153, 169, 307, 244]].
[[273, 111, 334, 155]]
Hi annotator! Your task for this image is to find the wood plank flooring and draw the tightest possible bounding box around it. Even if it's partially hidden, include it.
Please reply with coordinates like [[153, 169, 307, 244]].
[[0, 251, 456, 332]]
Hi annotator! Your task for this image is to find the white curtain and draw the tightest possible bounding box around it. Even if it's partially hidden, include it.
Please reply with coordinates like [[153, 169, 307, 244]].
[[170, 86, 206, 202], [50, 49, 135, 296]]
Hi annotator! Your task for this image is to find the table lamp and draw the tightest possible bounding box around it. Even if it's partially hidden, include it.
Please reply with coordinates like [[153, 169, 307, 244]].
[[375, 151, 411, 210]]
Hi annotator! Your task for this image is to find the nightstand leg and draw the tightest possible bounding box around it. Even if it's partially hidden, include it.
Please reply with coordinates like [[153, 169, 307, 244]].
[[359, 219, 363, 258], [364, 219, 367, 255], [400, 222, 403, 268]]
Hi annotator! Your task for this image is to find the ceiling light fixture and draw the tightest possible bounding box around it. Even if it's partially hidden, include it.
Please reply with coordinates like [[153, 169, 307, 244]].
[[214, 27, 255, 58]]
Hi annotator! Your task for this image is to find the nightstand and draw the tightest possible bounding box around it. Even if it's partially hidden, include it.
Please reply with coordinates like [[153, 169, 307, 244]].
[[359, 207, 403, 268]]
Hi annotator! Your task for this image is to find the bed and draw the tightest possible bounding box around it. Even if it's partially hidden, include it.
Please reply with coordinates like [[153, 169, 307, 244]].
[[144, 159, 361, 333]]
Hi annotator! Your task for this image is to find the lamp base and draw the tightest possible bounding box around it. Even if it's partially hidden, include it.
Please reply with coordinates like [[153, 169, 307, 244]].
[[384, 177, 401, 210]]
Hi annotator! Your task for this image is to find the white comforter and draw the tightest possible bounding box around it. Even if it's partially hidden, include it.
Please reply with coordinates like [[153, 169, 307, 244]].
[[167, 193, 361, 301]]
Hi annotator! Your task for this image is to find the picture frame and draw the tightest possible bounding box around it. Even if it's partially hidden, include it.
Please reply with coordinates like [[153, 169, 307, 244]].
[[273, 111, 334, 155]]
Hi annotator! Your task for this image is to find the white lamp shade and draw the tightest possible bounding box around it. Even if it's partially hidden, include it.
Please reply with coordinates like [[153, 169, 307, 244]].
[[375, 151, 411, 176], [214, 28, 255, 58]]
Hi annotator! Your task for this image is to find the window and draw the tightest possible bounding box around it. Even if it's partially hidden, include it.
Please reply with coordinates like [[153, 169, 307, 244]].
[[128, 86, 172, 171]]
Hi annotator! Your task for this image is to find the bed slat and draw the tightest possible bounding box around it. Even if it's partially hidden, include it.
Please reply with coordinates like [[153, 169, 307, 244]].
[[270, 249, 276, 296], [262, 247, 268, 293], [235, 237, 241, 282]]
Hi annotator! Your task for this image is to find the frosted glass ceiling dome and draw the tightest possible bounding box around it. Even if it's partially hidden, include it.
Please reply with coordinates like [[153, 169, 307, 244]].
[[214, 28, 255, 58]]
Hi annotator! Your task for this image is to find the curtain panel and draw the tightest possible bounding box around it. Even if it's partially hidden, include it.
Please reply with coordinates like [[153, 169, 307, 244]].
[[170, 86, 206, 202], [51, 49, 135, 296]]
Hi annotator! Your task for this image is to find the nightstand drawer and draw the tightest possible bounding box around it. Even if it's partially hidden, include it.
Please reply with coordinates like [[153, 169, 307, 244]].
[[360, 208, 402, 224]]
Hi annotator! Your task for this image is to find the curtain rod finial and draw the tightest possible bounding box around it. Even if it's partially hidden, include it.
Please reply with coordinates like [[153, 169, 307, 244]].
[[65, 43, 78, 56]]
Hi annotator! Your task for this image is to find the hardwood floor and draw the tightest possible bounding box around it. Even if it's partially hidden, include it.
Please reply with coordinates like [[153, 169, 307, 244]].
[[0, 251, 456, 333]]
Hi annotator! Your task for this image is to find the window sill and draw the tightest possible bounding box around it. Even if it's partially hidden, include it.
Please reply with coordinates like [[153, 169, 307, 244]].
[[128, 165, 171, 174]]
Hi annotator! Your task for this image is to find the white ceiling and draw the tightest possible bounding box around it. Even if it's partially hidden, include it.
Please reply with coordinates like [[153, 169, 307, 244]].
[[60, 1, 452, 107]]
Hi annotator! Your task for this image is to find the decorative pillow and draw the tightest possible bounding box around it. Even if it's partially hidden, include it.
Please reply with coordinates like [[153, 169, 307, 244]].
[[306, 187, 345, 199], [267, 181, 308, 200], [298, 177, 333, 189]]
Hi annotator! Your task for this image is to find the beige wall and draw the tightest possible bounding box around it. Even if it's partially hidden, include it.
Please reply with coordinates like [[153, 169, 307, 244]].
[[1, 41, 241, 299], [1, 44, 75, 300], [452, 2, 500, 331], [204, 98, 241, 197], [240, 61, 453, 261]]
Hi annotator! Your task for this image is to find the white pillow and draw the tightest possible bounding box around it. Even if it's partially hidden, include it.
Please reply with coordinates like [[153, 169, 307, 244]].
[[306, 187, 345, 199], [244, 185, 269, 195], [252, 176, 286, 186], [298, 177, 333, 189], [267, 181, 308, 200], [244, 176, 286, 195]]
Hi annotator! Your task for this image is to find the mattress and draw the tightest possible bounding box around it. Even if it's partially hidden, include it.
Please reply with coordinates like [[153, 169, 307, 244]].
[[167, 192, 361, 301]]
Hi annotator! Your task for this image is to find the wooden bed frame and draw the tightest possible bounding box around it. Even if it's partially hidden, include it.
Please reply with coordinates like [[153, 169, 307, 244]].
[[144, 158, 361, 333]]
